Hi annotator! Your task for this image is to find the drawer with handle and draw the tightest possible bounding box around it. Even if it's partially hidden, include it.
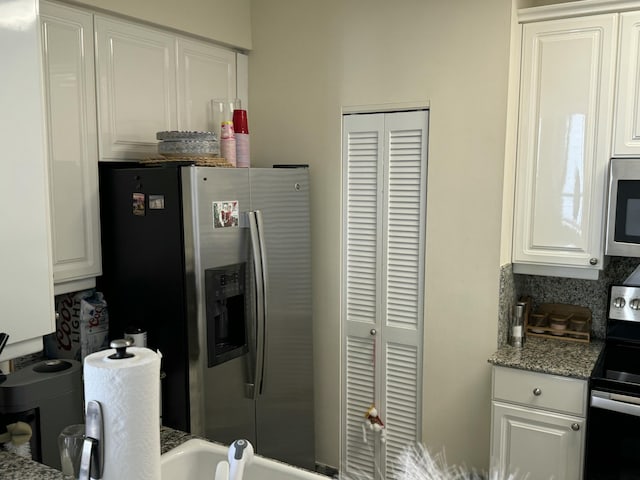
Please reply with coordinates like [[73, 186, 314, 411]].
[[492, 366, 587, 416]]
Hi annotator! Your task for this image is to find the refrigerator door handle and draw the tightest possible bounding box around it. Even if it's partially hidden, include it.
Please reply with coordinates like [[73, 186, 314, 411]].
[[248, 211, 267, 399], [254, 210, 268, 395]]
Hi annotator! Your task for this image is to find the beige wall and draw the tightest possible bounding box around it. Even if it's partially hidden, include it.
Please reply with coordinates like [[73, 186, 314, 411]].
[[249, 0, 511, 471], [69, 0, 251, 49]]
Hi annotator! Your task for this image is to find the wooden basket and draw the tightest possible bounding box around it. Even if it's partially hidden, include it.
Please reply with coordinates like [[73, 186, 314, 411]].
[[523, 301, 591, 343], [141, 156, 234, 167]]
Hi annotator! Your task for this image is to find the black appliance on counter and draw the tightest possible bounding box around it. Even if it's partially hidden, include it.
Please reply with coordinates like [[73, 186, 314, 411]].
[[586, 284, 640, 478], [0, 359, 83, 469]]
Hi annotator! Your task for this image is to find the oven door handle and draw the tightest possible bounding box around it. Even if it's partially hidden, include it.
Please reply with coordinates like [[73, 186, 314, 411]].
[[591, 390, 640, 417]]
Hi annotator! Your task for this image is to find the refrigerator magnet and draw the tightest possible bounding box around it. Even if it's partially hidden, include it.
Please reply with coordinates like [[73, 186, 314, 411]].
[[132, 193, 145, 216], [213, 201, 239, 228], [149, 195, 165, 210]]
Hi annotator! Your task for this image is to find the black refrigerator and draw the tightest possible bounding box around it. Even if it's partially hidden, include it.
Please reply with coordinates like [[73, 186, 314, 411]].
[[98, 163, 315, 469]]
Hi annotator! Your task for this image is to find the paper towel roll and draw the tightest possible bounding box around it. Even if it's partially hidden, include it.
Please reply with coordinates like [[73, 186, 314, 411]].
[[84, 346, 161, 480]]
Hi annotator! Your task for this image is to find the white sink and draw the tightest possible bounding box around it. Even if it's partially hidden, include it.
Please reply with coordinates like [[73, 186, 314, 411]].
[[161, 439, 329, 480]]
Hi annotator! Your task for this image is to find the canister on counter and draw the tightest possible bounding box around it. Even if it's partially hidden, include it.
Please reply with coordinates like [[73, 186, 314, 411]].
[[509, 302, 526, 348], [124, 326, 147, 348]]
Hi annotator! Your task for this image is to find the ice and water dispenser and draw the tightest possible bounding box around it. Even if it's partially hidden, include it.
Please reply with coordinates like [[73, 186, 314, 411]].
[[205, 263, 248, 367]]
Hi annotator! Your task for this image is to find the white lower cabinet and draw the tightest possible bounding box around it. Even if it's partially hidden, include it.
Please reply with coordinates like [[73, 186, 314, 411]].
[[492, 402, 585, 479], [40, 1, 102, 294], [491, 366, 586, 479]]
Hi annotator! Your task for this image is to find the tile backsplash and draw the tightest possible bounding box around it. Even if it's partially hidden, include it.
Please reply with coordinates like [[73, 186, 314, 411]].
[[498, 257, 640, 345]]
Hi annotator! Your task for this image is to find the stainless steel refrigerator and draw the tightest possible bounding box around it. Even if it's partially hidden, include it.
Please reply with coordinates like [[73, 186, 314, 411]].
[[98, 164, 314, 469]]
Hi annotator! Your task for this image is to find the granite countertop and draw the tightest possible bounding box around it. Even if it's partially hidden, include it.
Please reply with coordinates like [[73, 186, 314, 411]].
[[488, 336, 604, 379], [0, 426, 198, 480]]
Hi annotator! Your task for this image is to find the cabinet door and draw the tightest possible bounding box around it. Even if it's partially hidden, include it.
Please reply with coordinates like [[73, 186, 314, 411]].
[[177, 38, 236, 132], [95, 16, 177, 160], [513, 15, 616, 276], [613, 12, 640, 156], [0, 0, 54, 360], [491, 401, 585, 479], [41, 2, 101, 292]]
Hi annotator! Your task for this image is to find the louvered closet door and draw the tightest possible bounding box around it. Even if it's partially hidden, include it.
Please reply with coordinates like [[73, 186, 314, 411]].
[[343, 113, 384, 480], [342, 110, 428, 480]]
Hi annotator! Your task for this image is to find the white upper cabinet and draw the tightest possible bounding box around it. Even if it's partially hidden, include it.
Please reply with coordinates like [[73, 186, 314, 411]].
[[95, 17, 238, 161], [613, 11, 640, 156], [40, 1, 102, 293], [95, 16, 177, 160], [512, 14, 617, 279], [177, 38, 236, 131], [0, 0, 54, 361]]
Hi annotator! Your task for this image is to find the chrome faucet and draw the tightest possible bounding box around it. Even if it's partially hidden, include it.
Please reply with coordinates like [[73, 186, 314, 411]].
[[79, 400, 104, 480]]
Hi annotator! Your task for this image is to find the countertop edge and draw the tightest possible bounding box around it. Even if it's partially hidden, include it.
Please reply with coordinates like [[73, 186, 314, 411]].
[[0, 426, 199, 479], [487, 337, 604, 380]]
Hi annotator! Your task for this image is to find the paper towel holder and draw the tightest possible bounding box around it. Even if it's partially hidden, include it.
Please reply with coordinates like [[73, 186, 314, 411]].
[[108, 338, 134, 359], [79, 400, 104, 480]]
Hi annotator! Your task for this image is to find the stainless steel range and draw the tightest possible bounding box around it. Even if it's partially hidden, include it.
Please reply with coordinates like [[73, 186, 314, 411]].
[[586, 284, 640, 478]]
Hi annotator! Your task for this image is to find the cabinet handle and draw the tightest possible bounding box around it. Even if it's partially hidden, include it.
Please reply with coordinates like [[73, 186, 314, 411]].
[[590, 258, 598, 266], [571, 423, 580, 431], [533, 388, 542, 396]]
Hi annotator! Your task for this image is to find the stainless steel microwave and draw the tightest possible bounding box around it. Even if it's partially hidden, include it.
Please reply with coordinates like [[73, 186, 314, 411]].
[[606, 158, 640, 257]]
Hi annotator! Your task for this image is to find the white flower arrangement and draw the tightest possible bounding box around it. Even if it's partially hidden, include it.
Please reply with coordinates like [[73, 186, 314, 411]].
[[339, 443, 528, 480]]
